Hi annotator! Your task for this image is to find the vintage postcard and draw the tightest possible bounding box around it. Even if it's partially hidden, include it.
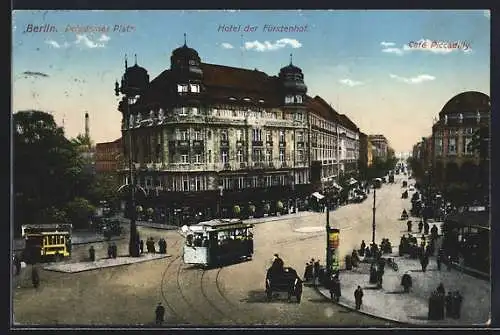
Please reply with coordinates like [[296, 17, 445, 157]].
[[11, 9, 491, 327]]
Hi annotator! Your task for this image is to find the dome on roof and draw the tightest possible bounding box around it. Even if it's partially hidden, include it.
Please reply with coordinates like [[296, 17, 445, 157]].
[[126, 63, 148, 74], [439, 91, 490, 116], [279, 63, 302, 74], [172, 44, 200, 59]]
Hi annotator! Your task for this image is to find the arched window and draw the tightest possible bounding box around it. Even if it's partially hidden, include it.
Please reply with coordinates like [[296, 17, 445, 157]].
[[295, 95, 302, 103]]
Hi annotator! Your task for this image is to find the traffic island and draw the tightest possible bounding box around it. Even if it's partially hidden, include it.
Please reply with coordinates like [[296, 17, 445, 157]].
[[43, 253, 171, 273]]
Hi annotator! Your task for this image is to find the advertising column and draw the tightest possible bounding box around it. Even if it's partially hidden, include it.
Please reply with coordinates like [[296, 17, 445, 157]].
[[328, 228, 340, 275]]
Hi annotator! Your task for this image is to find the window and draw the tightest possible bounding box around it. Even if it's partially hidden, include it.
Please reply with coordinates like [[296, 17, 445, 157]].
[[297, 132, 303, 142], [237, 177, 245, 189], [295, 95, 303, 103], [194, 130, 202, 140], [285, 95, 294, 104], [464, 137, 473, 155], [181, 154, 189, 163], [237, 150, 244, 162], [208, 150, 212, 163], [221, 150, 229, 163], [279, 130, 285, 142], [191, 107, 198, 115], [194, 176, 202, 191], [252, 176, 259, 187], [179, 107, 188, 116], [448, 138, 457, 154], [266, 130, 272, 142], [243, 97, 251, 102], [279, 148, 285, 162], [221, 130, 228, 141], [253, 149, 263, 162], [266, 149, 272, 161], [182, 175, 189, 191], [295, 112, 303, 121], [190, 84, 200, 93], [222, 177, 232, 190], [194, 154, 202, 163], [298, 150, 304, 161], [265, 176, 272, 187], [180, 129, 189, 140], [177, 84, 188, 93], [236, 129, 244, 141], [252, 128, 262, 141]]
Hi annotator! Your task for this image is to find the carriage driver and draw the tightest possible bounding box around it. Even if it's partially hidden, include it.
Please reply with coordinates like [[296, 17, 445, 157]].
[[271, 254, 285, 274]]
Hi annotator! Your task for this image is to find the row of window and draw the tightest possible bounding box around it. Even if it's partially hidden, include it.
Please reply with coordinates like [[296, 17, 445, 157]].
[[172, 128, 305, 142], [285, 95, 303, 104], [177, 84, 201, 94], [434, 128, 476, 137], [435, 137, 474, 155]]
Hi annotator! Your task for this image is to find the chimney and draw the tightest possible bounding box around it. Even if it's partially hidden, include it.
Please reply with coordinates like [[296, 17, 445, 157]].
[[85, 112, 89, 137]]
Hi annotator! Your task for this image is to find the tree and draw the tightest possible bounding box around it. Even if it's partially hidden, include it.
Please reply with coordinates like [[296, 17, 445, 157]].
[[71, 133, 93, 151], [87, 173, 122, 206], [14, 111, 88, 233], [65, 197, 95, 229]]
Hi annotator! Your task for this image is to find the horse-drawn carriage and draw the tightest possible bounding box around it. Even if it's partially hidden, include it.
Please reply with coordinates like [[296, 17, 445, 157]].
[[265, 267, 303, 303]]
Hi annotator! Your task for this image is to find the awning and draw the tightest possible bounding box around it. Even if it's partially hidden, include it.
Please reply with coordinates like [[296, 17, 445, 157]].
[[332, 182, 343, 190], [349, 178, 358, 185], [312, 192, 325, 200]]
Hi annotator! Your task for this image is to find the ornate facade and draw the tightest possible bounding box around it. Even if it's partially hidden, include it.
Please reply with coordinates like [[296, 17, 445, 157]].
[[115, 42, 361, 220]]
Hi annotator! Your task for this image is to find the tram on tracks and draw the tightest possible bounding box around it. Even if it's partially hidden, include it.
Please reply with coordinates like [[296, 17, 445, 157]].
[[21, 223, 73, 263], [182, 219, 254, 267]]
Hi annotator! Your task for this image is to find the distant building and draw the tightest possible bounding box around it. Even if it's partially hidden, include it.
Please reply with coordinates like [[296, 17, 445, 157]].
[[368, 134, 388, 159], [431, 91, 490, 186], [95, 138, 122, 173]]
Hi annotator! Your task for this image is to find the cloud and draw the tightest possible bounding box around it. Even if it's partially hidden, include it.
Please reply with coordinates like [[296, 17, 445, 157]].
[[389, 73, 436, 84], [74, 34, 107, 48], [45, 40, 70, 49], [381, 39, 471, 55], [221, 42, 234, 49], [98, 34, 111, 42], [21, 71, 49, 78], [380, 41, 395, 47], [484, 10, 490, 19], [244, 38, 302, 52], [339, 78, 364, 87]]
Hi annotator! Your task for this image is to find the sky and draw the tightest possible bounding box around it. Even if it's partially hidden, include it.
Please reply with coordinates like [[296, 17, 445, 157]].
[[12, 10, 490, 153]]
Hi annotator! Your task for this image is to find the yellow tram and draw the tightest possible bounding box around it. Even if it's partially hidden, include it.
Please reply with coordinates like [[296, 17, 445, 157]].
[[22, 223, 72, 262]]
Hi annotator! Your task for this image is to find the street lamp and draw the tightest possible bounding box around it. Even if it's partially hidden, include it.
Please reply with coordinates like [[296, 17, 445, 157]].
[[218, 185, 224, 219], [372, 188, 376, 245], [115, 80, 140, 257]]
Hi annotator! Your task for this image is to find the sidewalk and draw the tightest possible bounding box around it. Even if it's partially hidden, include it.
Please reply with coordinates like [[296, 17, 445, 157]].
[[315, 249, 490, 326], [13, 233, 124, 252]]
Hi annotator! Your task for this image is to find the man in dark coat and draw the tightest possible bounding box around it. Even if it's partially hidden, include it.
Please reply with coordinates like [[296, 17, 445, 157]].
[[313, 259, 321, 284], [271, 254, 284, 275], [359, 240, 366, 256], [330, 275, 341, 302], [303, 262, 312, 282], [89, 246, 96, 262], [155, 302, 165, 325], [140, 240, 144, 254], [111, 243, 117, 258], [418, 220, 424, 233], [420, 254, 429, 272], [424, 221, 430, 235], [452, 291, 463, 319], [14, 254, 21, 276], [407, 220, 412, 232], [401, 272, 412, 293], [107, 244, 113, 258], [430, 224, 439, 239], [445, 292, 453, 318], [31, 266, 40, 288], [354, 286, 364, 310]]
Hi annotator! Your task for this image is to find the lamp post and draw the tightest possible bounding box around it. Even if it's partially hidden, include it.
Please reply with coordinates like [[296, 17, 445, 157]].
[[115, 81, 140, 257], [326, 204, 332, 279], [372, 188, 376, 245], [218, 185, 224, 219]]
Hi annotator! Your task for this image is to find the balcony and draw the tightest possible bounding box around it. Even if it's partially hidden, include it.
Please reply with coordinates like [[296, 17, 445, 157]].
[[220, 140, 229, 147], [236, 140, 245, 147], [177, 140, 190, 147], [192, 140, 204, 149], [163, 164, 205, 172], [252, 140, 264, 147], [279, 141, 286, 148]]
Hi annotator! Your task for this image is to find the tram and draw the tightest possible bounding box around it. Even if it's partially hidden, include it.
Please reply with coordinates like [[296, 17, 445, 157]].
[[182, 219, 254, 266], [21, 223, 72, 263]]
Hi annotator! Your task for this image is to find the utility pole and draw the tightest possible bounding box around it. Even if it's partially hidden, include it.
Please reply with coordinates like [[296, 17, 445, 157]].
[[326, 205, 332, 279], [372, 188, 376, 245]]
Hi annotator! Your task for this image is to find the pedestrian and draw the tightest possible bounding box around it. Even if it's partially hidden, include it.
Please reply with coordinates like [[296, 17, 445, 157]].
[[140, 240, 144, 254], [330, 274, 341, 302], [163, 238, 168, 253], [445, 292, 453, 318], [31, 266, 40, 289], [420, 254, 429, 272], [107, 244, 113, 258], [313, 259, 320, 285], [424, 221, 430, 235], [437, 250, 443, 271], [354, 286, 363, 310], [407, 220, 412, 232], [452, 291, 463, 319], [151, 238, 156, 253], [111, 243, 117, 258], [89, 246, 96, 262], [430, 224, 438, 240], [418, 220, 423, 233], [360, 240, 366, 256], [401, 272, 412, 293], [437, 282, 445, 295], [14, 254, 21, 276], [155, 302, 165, 325], [303, 263, 312, 282]]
